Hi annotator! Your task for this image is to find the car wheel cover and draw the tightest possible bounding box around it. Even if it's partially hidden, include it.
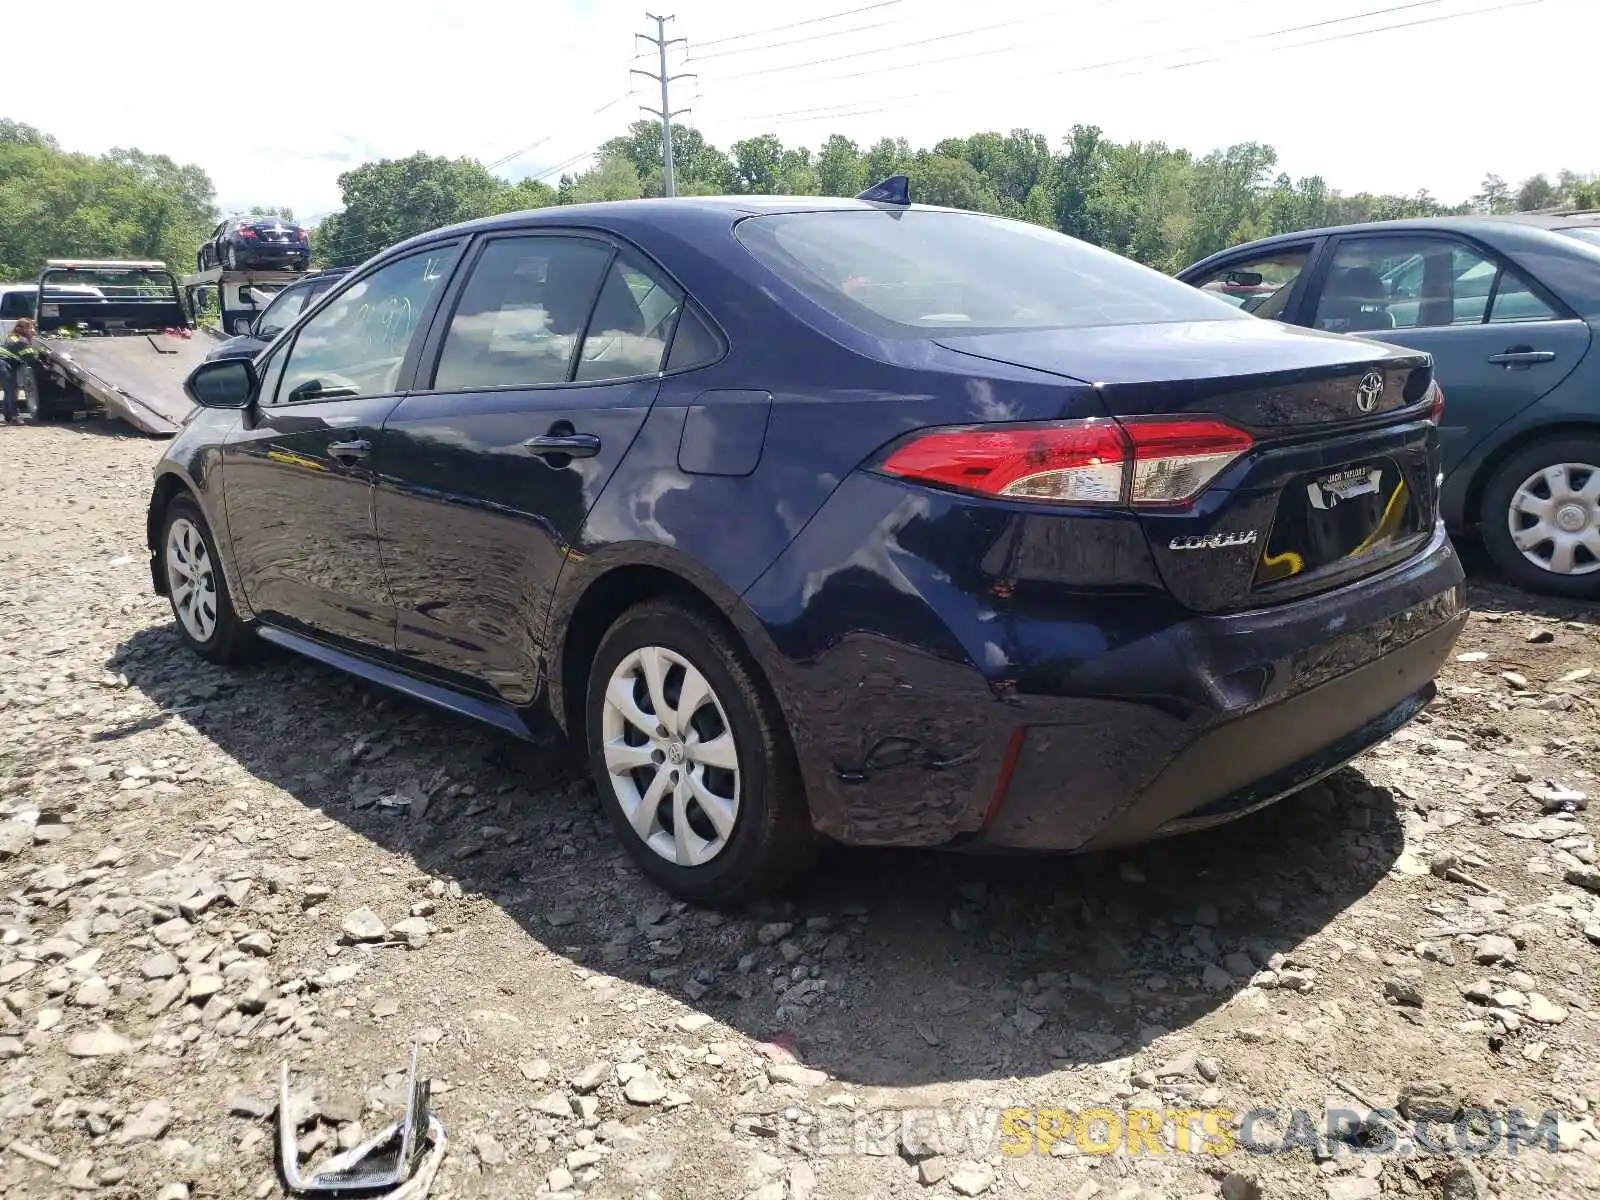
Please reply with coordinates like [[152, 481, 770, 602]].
[[166, 517, 219, 641], [601, 644, 741, 867], [1507, 461, 1600, 576]]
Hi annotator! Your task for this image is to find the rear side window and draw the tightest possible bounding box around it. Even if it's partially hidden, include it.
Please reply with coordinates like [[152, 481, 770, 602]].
[[735, 209, 1246, 336], [0, 291, 34, 319], [574, 253, 682, 382], [1489, 268, 1558, 323], [434, 236, 612, 390], [666, 302, 722, 371]]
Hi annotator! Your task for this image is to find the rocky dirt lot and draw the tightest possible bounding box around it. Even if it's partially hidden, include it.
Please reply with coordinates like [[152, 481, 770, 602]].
[[2, 421, 1599, 1200]]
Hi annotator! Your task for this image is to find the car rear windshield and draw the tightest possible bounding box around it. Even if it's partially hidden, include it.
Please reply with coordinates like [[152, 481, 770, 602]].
[[735, 209, 1246, 336]]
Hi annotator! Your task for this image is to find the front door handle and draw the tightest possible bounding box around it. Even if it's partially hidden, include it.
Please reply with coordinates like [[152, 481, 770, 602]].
[[327, 439, 371, 463], [522, 433, 601, 459], [1488, 348, 1557, 367]]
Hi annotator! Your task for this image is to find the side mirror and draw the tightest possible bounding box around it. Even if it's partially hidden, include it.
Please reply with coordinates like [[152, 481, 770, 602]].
[[185, 357, 257, 409], [231, 316, 254, 336], [257, 324, 281, 341]]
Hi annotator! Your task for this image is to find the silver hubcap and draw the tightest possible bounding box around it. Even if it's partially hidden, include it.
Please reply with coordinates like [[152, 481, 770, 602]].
[[166, 518, 219, 642], [601, 645, 740, 867], [1508, 462, 1600, 576]]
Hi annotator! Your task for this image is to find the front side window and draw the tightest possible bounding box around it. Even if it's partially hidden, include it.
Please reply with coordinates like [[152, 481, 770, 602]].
[[434, 236, 613, 391], [1187, 247, 1311, 321], [254, 287, 308, 339], [736, 209, 1246, 336], [274, 244, 459, 405]]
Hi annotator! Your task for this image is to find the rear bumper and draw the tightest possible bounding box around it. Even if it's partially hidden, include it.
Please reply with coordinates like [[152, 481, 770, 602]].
[[976, 528, 1465, 850], [239, 247, 307, 266], [743, 467, 1466, 850]]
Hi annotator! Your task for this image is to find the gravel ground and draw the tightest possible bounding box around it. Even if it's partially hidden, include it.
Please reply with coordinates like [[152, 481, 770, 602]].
[[2, 420, 1599, 1200]]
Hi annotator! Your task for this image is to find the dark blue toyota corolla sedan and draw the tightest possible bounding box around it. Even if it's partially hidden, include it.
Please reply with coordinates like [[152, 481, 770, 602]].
[[152, 193, 1467, 905]]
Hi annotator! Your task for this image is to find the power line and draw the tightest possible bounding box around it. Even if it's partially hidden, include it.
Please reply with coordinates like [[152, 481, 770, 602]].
[[696, 9, 1083, 84], [1142, 0, 1552, 74], [484, 92, 635, 172], [698, 0, 1218, 106], [706, 0, 1547, 130], [687, 16, 902, 61], [691, 0, 901, 50]]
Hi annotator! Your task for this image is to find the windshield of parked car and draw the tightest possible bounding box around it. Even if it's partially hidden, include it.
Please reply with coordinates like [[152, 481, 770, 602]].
[[736, 209, 1247, 335]]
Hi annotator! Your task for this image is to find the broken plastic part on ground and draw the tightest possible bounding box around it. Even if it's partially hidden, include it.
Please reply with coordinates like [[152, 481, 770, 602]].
[[279, 1042, 444, 1196]]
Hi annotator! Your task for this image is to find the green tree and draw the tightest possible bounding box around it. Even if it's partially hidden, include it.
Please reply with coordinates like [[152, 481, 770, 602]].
[[314, 153, 514, 266], [816, 135, 866, 197], [557, 153, 643, 205], [906, 154, 1000, 213], [731, 135, 786, 194], [1474, 173, 1513, 215]]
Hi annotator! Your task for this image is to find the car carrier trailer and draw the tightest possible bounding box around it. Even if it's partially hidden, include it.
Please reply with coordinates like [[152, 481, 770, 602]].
[[24, 259, 210, 436], [180, 264, 305, 338]]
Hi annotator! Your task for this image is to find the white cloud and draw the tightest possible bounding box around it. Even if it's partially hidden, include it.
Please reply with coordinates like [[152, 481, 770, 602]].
[[8, 0, 1586, 221]]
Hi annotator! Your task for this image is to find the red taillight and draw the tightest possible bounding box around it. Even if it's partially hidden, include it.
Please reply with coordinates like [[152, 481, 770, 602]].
[[877, 417, 1253, 507], [1428, 380, 1445, 424], [295, 228, 307, 243], [239, 228, 258, 239], [1123, 418, 1257, 506], [879, 421, 1126, 504]]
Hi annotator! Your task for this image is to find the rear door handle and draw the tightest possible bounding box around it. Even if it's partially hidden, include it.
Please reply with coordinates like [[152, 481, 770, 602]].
[[522, 433, 601, 459], [1488, 349, 1556, 366], [327, 439, 371, 463]]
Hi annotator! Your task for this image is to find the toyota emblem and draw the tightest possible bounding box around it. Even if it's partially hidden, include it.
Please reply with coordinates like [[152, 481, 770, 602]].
[[1355, 371, 1384, 413]]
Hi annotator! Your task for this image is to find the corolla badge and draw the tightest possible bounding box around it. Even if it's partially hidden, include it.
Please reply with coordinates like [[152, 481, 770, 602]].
[[1355, 370, 1385, 413], [1169, 530, 1259, 551]]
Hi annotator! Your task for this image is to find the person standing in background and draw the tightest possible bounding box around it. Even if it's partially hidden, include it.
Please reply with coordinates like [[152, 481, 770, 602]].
[[0, 317, 40, 424]]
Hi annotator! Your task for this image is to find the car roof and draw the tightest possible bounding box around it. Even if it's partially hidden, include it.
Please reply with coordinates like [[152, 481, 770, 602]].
[[1499, 209, 1600, 230], [378, 195, 969, 258]]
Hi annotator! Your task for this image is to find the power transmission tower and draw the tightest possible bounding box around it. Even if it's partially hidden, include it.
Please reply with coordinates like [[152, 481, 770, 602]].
[[633, 14, 695, 197]]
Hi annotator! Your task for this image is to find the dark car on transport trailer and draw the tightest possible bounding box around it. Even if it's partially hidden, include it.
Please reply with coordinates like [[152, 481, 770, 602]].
[[1180, 215, 1600, 599], [197, 216, 312, 272], [148, 190, 1467, 906]]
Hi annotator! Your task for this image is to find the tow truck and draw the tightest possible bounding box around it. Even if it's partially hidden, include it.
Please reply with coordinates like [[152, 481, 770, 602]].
[[24, 259, 211, 435], [19, 258, 313, 435]]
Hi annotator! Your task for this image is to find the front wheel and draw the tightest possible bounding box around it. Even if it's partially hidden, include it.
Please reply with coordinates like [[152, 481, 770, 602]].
[[1480, 436, 1600, 599], [160, 493, 256, 664], [584, 600, 817, 907]]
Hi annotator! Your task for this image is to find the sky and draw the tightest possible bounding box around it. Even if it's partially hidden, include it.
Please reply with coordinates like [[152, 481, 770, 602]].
[[5, 0, 1587, 224]]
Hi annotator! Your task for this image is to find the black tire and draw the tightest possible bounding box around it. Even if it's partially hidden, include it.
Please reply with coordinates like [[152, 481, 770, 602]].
[[584, 599, 817, 907], [19, 365, 44, 422], [18, 365, 69, 423], [158, 493, 257, 664], [1480, 435, 1600, 600]]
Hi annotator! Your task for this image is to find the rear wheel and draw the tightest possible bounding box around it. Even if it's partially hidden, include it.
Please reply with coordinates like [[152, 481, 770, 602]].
[[160, 494, 256, 664], [584, 600, 816, 907], [20, 366, 61, 422], [226, 245, 240, 270], [1481, 435, 1600, 599]]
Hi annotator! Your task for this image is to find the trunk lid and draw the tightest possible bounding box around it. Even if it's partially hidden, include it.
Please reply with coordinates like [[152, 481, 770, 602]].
[[935, 319, 1438, 612]]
